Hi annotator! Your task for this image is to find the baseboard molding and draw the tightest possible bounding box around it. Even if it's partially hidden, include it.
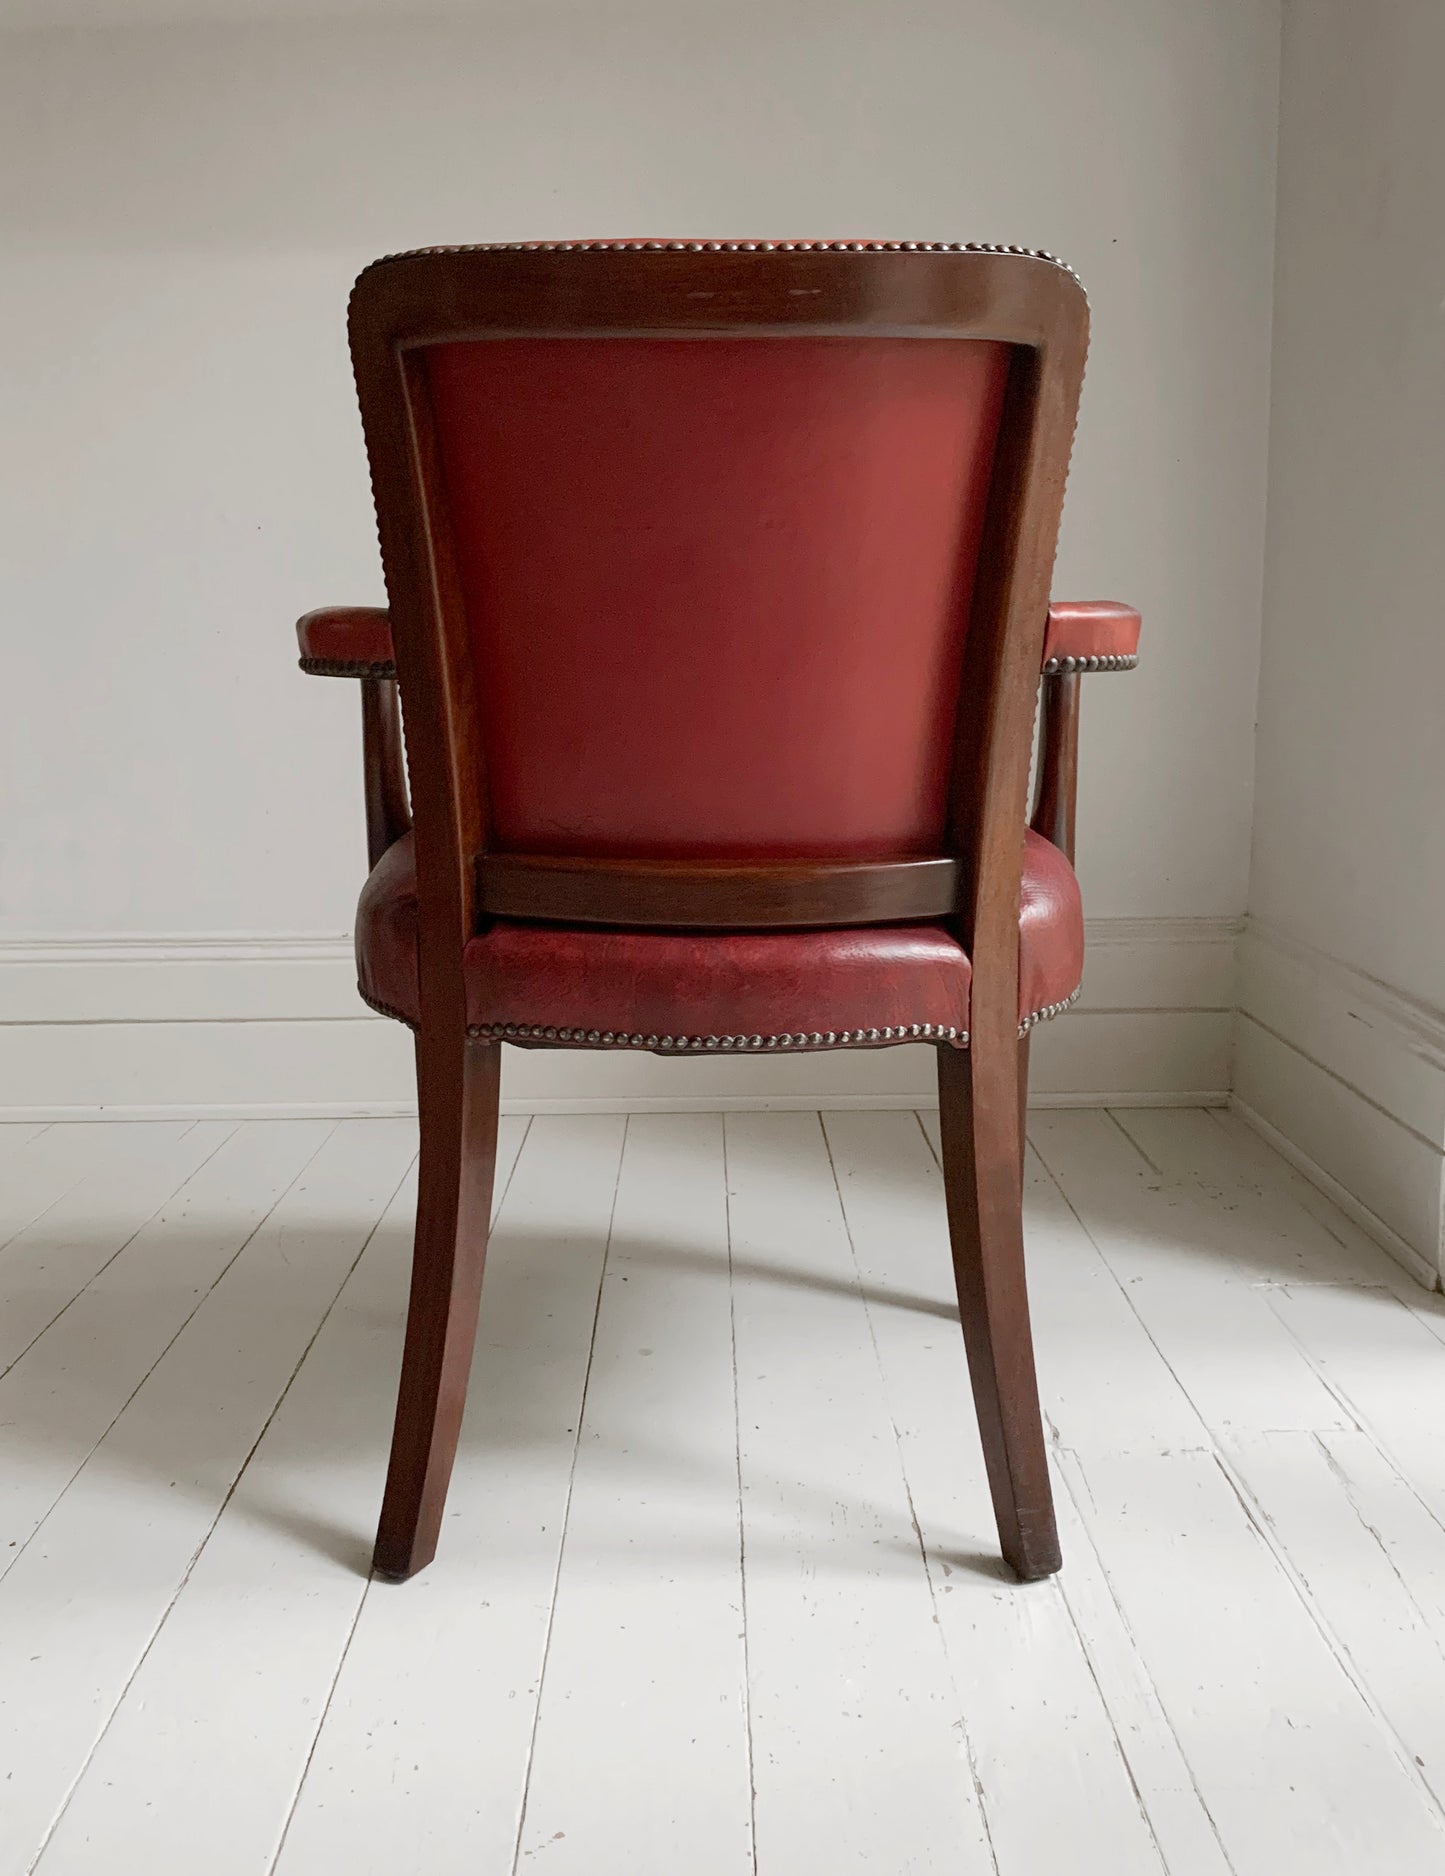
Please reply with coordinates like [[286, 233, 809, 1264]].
[[1229, 1096, 1439, 1291], [1235, 919, 1445, 1283], [4, 1089, 1232, 1124], [12, 915, 1437, 1290], [0, 916, 1237, 1120]]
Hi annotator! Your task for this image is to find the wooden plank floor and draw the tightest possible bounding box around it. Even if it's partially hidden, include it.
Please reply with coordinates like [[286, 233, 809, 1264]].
[[3, 1108, 1445, 1874]]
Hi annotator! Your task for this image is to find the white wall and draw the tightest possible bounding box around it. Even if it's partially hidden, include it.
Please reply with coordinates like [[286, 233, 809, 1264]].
[[1238, 0, 1445, 1279], [0, 0, 1278, 1113]]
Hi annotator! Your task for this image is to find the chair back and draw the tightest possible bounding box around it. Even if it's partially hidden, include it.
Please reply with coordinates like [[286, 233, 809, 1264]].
[[348, 243, 1088, 1031]]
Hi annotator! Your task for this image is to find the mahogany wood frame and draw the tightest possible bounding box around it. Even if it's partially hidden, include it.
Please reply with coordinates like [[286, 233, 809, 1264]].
[[335, 243, 1091, 1583], [360, 676, 411, 869]]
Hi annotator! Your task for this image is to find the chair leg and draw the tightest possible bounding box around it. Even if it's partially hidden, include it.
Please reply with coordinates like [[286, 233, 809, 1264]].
[[373, 1032, 501, 1582], [937, 1039, 1060, 1581]]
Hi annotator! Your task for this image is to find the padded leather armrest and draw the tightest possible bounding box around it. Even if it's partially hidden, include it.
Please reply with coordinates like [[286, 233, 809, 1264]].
[[1030, 603, 1139, 863], [1042, 601, 1140, 673], [297, 608, 409, 864], [297, 607, 396, 678]]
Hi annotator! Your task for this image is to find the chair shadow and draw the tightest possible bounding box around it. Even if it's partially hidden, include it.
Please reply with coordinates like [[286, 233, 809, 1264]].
[[0, 1216, 1003, 1588], [620, 1233, 960, 1323]]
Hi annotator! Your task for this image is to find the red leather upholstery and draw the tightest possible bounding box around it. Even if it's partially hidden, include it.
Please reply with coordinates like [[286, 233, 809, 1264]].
[[355, 829, 1082, 1046], [1018, 831, 1085, 1026], [425, 337, 1009, 859], [1041, 601, 1141, 670], [354, 834, 421, 1025], [465, 921, 971, 1045], [296, 607, 395, 673]]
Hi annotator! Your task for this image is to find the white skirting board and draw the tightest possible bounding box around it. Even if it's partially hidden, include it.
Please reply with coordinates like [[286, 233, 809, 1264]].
[[1235, 919, 1445, 1287], [0, 915, 1235, 1120]]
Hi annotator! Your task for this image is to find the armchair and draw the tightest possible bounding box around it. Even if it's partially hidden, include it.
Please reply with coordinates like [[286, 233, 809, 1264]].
[[297, 241, 1140, 1583]]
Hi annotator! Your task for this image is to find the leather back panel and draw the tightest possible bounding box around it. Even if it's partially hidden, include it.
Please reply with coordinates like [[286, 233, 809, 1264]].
[[426, 335, 1008, 859]]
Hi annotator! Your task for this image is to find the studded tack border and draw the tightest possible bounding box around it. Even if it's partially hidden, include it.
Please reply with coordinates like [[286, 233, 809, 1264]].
[[360, 985, 1082, 1046], [298, 656, 397, 680], [467, 1020, 964, 1051], [360, 238, 1082, 290], [1017, 984, 1083, 1034], [300, 651, 1130, 685], [1042, 654, 1138, 676]]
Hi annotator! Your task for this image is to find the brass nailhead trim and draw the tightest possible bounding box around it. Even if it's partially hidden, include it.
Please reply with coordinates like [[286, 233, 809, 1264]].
[[363, 985, 1082, 1046], [1016, 983, 1084, 1035], [299, 656, 397, 681], [357, 986, 417, 1029], [301, 645, 1136, 688], [465, 1021, 964, 1050], [362, 238, 1082, 289], [1042, 653, 1138, 676]]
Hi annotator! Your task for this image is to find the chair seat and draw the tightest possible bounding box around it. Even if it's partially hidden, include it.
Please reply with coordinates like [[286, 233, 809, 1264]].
[[356, 831, 1083, 1051]]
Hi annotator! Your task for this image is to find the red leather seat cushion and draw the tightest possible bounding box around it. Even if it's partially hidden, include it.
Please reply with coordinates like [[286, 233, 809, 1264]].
[[355, 831, 1083, 1047]]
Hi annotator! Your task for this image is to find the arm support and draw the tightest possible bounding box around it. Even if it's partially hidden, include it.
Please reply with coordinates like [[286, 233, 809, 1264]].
[[1030, 602, 1141, 863], [296, 607, 410, 868]]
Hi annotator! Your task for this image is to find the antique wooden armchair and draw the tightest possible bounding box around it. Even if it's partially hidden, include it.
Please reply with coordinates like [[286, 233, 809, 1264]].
[[298, 240, 1140, 1583]]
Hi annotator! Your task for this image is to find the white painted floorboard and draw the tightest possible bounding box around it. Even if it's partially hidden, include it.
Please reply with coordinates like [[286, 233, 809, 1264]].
[[31, 1123, 423, 1876], [726, 1110, 995, 1874], [272, 1114, 620, 1876], [4, 1108, 1445, 1873], [822, 1111, 1165, 1876], [0, 1120, 237, 1375], [511, 1114, 752, 1874]]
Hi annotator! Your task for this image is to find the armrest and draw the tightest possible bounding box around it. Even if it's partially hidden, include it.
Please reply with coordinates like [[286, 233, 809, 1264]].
[[1041, 600, 1140, 674], [296, 606, 395, 678], [1031, 601, 1142, 862], [295, 606, 409, 866]]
